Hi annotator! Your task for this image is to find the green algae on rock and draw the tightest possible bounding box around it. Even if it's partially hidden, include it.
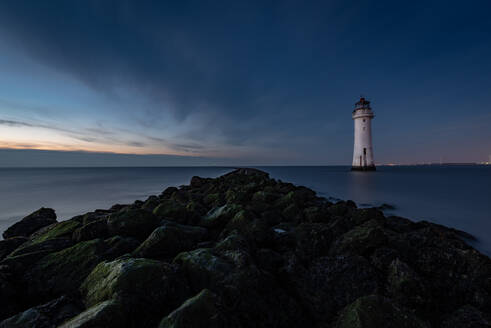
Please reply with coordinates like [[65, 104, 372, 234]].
[[0, 168, 489, 328]]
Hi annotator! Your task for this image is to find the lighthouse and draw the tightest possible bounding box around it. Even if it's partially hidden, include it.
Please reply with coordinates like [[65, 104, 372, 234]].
[[352, 97, 376, 171]]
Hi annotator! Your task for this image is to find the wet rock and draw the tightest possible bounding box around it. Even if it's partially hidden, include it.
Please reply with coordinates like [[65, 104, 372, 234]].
[[387, 258, 428, 309], [158, 289, 225, 328], [107, 208, 160, 240], [29, 220, 81, 245], [0, 295, 83, 328], [81, 257, 189, 326], [3, 208, 57, 239], [333, 295, 429, 328], [58, 299, 125, 328], [134, 222, 207, 259], [329, 219, 388, 256], [9, 238, 74, 257], [0, 237, 28, 261], [284, 255, 381, 321], [223, 168, 269, 178], [1, 168, 490, 327], [24, 239, 117, 302], [160, 187, 179, 200], [174, 248, 233, 291], [199, 204, 242, 228], [141, 195, 160, 212], [153, 200, 195, 224], [72, 219, 109, 243]]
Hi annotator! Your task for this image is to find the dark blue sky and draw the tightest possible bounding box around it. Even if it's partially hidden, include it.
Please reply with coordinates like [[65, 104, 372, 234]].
[[0, 0, 490, 165]]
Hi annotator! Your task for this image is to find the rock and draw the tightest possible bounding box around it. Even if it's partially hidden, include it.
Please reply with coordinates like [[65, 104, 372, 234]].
[[0, 237, 28, 261], [8, 238, 74, 257], [141, 195, 160, 212], [0, 276, 20, 321], [333, 295, 429, 328], [103, 235, 140, 258], [24, 239, 117, 302], [223, 168, 269, 178], [160, 187, 179, 199], [190, 176, 208, 188], [72, 219, 109, 243], [284, 255, 381, 321], [387, 258, 428, 309], [1, 168, 490, 327], [329, 219, 388, 256], [107, 208, 160, 240], [58, 299, 126, 328], [153, 200, 193, 224], [134, 222, 207, 259], [81, 257, 189, 327], [202, 193, 223, 207], [295, 223, 334, 261], [441, 305, 491, 328], [303, 205, 330, 223], [199, 204, 242, 228], [275, 187, 316, 209], [29, 220, 81, 245], [158, 289, 225, 328], [3, 208, 57, 239], [174, 248, 233, 291], [0, 295, 83, 328]]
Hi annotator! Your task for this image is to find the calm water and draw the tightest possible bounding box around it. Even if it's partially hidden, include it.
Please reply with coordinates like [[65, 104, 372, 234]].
[[0, 166, 490, 255]]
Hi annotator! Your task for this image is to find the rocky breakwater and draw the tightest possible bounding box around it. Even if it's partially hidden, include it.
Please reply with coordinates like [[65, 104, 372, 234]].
[[0, 168, 490, 328]]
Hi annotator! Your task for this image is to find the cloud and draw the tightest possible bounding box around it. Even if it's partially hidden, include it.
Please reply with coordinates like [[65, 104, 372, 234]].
[[0, 119, 34, 127], [0, 1, 335, 149]]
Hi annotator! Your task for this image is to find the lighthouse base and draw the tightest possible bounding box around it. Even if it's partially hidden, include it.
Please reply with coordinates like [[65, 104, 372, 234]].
[[351, 165, 376, 171]]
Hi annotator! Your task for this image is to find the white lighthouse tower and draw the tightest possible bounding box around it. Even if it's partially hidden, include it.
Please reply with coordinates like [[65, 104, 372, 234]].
[[352, 97, 376, 171]]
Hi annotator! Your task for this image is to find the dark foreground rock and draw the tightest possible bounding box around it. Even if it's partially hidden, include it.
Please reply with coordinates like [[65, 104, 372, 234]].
[[0, 168, 490, 328], [2, 208, 56, 239]]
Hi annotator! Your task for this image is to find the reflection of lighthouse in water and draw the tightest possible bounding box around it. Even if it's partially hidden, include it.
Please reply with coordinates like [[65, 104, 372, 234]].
[[351, 97, 376, 171]]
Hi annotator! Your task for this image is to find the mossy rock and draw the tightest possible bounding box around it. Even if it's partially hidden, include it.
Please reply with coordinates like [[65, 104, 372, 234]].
[[0, 237, 28, 261], [0, 295, 83, 328], [220, 211, 271, 247], [251, 191, 279, 203], [350, 208, 385, 226], [134, 223, 207, 259], [153, 200, 191, 224], [303, 206, 330, 223], [30, 220, 81, 244], [199, 204, 242, 228], [8, 238, 74, 258], [387, 258, 427, 308], [25, 239, 111, 300], [174, 248, 233, 291], [328, 201, 355, 217], [329, 219, 388, 256], [202, 193, 223, 207], [58, 299, 126, 328], [158, 289, 224, 328], [282, 203, 303, 223], [295, 223, 334, 261], [81, 257, 189, 318], [73, 219, 109, 243], [334, 295, 429, 328], [2, 208, 57, 239], [108, 208, 160, 240], [142, 196, 160, 212]]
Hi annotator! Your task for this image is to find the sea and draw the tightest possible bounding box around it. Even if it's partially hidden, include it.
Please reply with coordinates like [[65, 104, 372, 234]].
[[0, 165, 490, 255]]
